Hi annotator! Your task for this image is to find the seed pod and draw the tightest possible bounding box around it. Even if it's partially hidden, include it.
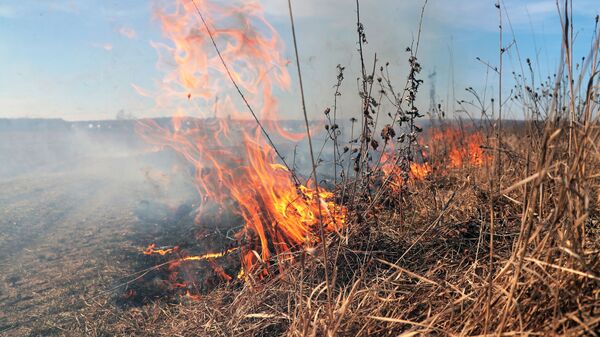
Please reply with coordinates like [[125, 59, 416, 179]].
[[370, 139, 379, 150], [380, 124, 396, 143]]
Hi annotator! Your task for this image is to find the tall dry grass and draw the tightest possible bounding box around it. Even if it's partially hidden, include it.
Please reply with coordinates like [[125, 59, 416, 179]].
[[187, 2, 598, 336]]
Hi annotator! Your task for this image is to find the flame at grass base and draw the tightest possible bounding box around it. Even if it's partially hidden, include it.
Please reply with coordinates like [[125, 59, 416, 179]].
[[428, 128, 491, 169], [137, 119, 346, 277], [135, 0, 346, 281], [381, 127, 491, 192]]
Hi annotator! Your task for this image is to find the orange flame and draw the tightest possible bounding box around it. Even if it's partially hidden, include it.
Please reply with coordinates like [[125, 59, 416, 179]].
[[136, 0, 345, 278], [410, 161, 433, 181], [380, 148, 432, 192], [143, 243, 177, 256], [180, 247, 240, 262], [381, 127, 489, 192], [184, 290, 202, 301], [427, 128, 491, 169]]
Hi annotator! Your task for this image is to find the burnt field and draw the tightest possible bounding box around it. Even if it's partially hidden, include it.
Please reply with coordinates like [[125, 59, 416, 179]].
[[0, 120, 198, 335]]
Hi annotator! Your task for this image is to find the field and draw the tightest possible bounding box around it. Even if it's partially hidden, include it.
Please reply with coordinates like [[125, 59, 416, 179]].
[[0, 123, 195, 335], [2, 0, 600, 336]]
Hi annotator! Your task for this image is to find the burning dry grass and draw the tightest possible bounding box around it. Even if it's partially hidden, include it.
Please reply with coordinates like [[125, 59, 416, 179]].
[[65, 122, 598, 337]]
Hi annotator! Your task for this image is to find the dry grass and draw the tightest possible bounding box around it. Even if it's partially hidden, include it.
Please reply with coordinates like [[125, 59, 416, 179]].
[[68, 2, 600, 336]]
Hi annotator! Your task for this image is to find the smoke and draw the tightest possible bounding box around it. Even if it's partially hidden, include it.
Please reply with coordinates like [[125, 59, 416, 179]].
[[0, 118, 196, 208], [0, 117, 331, 212]]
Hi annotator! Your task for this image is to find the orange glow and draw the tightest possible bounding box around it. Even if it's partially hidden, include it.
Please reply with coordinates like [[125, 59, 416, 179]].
[[208, 260, 233, 281], [381, 154, 432, 192], [180, 247, 240, 262], [381, 127, 489, 192], [143, 243, 177, 256], [136, 0, 346, 281], [184, 290, 202, 301], [427, 128, 491, 169], [410, 162, 432, 181]]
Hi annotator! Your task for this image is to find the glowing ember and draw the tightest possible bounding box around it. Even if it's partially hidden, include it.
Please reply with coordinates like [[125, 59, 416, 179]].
[[184, 290, 202, 301], [143, 243, 177, 256], [180, 247, 240, 262]]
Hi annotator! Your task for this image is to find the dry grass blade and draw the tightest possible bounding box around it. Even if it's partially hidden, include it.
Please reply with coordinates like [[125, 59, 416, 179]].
[[524, 257, 600, 281], [375, 258, 439, 286], [366, 316, 444, 333]]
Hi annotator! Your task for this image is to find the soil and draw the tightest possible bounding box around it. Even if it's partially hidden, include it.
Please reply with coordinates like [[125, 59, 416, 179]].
[[0, 155, 197, 336]]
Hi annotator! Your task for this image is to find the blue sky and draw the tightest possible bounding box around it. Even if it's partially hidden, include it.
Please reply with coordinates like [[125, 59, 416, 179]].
[[0, 0, 598, 120]]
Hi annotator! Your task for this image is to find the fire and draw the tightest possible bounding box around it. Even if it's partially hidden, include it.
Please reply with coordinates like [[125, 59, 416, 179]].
[[380, 127, 489, 192], [135, 0, 345, 288], [380, 138, 433, 192], [381, 153, 432, 192], [427, 128, 490, 169], [448, 133, 487, 168], [143, 243, 177, 256], [410, 162, 432, 181], [184, 290, 202, 301], [180, 247, 240, 262]]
